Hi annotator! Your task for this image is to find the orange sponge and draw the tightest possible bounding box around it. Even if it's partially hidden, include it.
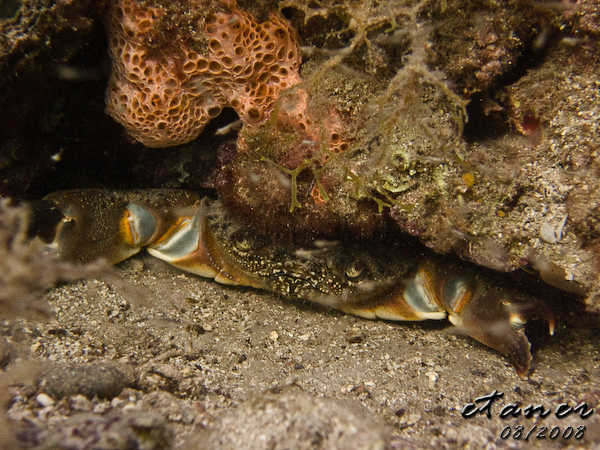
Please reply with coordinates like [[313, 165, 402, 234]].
[[104, 0, 301, 148]]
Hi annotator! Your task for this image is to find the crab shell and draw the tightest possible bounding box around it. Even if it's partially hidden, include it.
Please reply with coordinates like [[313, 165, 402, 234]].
[[35, 189, 554, 379]]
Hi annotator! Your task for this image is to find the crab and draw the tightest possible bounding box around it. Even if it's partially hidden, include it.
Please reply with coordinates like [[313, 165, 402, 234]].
[[30, 188, 554, 379]]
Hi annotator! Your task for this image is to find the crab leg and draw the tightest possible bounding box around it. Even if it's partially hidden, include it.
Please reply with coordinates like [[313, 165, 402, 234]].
[[33, 189, 553, 378], [35, 189, 264, 288]]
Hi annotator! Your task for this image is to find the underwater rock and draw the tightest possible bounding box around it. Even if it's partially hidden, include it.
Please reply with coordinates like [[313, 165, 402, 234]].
[[190, 389, 390, 450], [28, 411, 173, 450], [427, 0, 553, 96], [36, 361, 136, 400], [216, 0, 600, 308]]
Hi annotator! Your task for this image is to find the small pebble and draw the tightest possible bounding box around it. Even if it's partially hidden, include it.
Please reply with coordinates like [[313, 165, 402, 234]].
[[426, 371, 439, 382], [36, 361, 135, 400], [35, 393, 55, 407]]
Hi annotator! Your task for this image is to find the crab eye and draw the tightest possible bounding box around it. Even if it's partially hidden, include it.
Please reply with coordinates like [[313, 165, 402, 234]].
[[233, 231, 253, 252], [345, 260, 365, 281]]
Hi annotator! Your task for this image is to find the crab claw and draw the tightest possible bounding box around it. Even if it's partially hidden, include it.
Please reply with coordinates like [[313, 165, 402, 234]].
[[435, 269, 554, 380], [34, 189, 265, 289], [145, 198, 266, 289], [35, 189, 201, 264]]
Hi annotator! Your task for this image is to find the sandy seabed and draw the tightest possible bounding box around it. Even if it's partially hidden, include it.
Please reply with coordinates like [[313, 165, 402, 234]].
[[3, 254, 600, 449]]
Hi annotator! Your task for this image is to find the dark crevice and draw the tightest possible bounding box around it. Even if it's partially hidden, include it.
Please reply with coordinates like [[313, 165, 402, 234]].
[[463, 28, 560, 143]]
